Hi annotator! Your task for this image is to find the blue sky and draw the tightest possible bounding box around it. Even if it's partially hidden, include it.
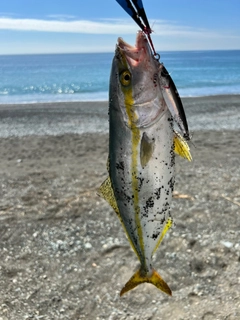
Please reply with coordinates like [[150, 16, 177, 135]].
[[0, 0, 240, 54]]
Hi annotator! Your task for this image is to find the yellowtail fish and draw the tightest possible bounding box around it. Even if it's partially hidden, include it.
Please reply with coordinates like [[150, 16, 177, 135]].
[[99, 31, 191, 296], [115, 0, 190, 140]]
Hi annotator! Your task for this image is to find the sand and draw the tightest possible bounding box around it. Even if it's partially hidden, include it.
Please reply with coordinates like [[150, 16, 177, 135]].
[[0, 96, 239, 319]]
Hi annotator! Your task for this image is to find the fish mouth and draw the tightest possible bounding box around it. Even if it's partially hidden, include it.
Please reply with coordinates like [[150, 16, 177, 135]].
[[117, 31, 152, 67]]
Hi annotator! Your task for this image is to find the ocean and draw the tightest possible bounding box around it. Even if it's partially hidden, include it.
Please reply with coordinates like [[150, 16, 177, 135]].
[[0, 50, 240, 104]]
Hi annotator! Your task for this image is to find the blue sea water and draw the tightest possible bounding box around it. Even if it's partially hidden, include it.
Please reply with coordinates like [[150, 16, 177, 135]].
[[0, 50, 239, 104]]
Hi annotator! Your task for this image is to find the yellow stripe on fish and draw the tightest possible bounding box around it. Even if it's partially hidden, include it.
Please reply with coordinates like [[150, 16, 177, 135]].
[[120, 67, 146, 270]]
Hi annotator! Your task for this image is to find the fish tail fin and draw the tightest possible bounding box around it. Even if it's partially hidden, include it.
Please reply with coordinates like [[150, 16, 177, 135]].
[[120, 268, 172, 297]]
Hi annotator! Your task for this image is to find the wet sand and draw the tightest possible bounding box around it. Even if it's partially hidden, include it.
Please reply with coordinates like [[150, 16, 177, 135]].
[[0, 96, 239, 319]]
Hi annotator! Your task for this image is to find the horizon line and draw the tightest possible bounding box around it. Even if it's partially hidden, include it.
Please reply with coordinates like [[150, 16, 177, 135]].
[[1, 48, 240, 56]]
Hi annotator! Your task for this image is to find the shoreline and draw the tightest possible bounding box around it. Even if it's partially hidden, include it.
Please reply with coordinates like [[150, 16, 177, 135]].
[[0, 94, 239, 137], [0, 93, 240, 107]]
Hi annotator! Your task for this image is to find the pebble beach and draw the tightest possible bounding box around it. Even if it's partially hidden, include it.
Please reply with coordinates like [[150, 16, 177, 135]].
[[0, 95, 240, 319]]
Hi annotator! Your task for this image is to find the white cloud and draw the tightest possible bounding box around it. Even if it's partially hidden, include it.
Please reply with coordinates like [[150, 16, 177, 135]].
[[0, 16, 239, 53], [0, 16, 235, 40], [46, 14, 77, 20], [0, 17, 137, 34]]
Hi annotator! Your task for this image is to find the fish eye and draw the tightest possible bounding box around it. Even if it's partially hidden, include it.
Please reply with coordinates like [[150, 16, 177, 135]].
[[120, 71, 131, 86]]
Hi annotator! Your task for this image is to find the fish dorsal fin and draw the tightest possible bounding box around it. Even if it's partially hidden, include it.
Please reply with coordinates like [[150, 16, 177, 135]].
[[174, 131, 192, 161], [153, 217, 173, 255], [140, 132, 155, 168]]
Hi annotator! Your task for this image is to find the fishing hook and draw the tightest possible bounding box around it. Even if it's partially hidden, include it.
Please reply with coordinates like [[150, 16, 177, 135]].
[[116, 0, 157, 56]]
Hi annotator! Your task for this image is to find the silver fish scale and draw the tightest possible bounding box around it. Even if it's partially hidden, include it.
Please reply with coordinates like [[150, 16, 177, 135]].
[[109, 99, 174, 273]]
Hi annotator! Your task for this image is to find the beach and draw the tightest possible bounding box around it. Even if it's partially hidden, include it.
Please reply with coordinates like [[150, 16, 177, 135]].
[[0, 96, 240, 319]]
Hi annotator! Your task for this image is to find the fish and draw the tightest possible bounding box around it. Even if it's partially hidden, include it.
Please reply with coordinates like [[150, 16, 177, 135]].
[[98, 31, 191, 296], [115, 0, 190, 140]]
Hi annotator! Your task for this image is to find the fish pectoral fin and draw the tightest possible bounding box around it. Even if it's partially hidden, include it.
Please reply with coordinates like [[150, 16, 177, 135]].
[[120, 268, 172, 297], [97, 176, 119, 214], [174, 131, 192, 161], [140, 132, 155, 168]]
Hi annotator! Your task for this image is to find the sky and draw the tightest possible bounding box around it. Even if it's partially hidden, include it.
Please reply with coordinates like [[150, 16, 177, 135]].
[[0, 0, 240, 54]]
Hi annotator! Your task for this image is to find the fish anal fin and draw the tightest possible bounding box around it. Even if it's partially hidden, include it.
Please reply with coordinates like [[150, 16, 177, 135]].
[[98, 176, 141, 260], [120, 268, 172, 297], [140, 132, 155, 168], [97, 176, 119, 214], [174, 131, 192, 161]]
